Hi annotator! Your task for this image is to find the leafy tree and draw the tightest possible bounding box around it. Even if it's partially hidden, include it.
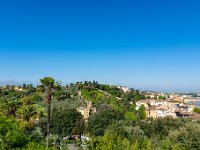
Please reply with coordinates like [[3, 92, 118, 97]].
[[0, 116, 27, 149], [105, 120, 146, 141], [138, 104, 146, 120], [50, 108, 84, 144], [193, 107, 200, 114], [125, 105, 138, 122], [28, 127, 44, 143], [125, 89, 145, 104], [89, 132, 155, 150], [88, 109, 125, 136], [105, 120, 130, 138], [21, 96, 33, 105], [125, 112, 138, 122], [32, 93, 43, 102], [168, 122, 200, 150], [159, 96, 166, 100], [137, 117, 189, 141]]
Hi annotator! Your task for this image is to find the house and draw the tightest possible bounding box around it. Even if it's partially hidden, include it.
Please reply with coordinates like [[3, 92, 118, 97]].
[[14, 86, 25, 91], [117, 86, 130, 93]]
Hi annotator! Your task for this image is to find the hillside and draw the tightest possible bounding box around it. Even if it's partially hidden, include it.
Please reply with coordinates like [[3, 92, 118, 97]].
[[0, 78, 199, 150]]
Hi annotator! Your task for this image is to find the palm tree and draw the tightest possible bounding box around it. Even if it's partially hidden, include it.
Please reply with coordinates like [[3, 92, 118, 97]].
[[38, 77, 61, 149], [17, 105, 37, 122], [2, 99, 21, 117]]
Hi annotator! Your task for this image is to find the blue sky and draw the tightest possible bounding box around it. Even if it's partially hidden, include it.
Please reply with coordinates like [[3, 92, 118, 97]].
[[0, 0, 200, 92]]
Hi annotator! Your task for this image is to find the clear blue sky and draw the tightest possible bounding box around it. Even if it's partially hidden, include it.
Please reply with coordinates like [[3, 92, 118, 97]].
[[0, 0, 200, 92]]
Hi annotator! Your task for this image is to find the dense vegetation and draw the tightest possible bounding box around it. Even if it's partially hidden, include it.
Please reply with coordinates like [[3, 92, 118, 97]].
[[194, 107, 200, 114], [0, 78, 200, 150]]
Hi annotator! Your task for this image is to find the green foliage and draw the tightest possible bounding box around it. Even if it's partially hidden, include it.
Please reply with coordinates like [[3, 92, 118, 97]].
[[46, 134, 59, 148], [28, 127, 44, 142], [138, 104, 146, 120], [0, 98, 22, 117], [17, 105, 37, 122], [125, 112, 138, 122], [19, 142, 47, 150], [81, 89, 111, 104], [78, 81, 125, 98], [125, 89, 146, 104], [88, 117, 200, 150], [81, 89, 130, 112], [53, 89, 71, 101], [52, 98, 86, 110], [105, 120, 146, 142], [125, 105, 146, 122], [159, 96, 167, 100], [66, 81, 146, 114], [51, 109, 84, 137], [88, 109, 125, 136], [21, 96, 33, 105], [168, 122, 200, 150], [89, 133, 155, 150], [193, 107, 200, 114], [125, 105, 138, 121], [0, 116, 27, 149], [137, 117, 189, 141]]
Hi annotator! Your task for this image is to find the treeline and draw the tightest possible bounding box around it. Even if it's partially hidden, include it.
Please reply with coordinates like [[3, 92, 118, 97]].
[[88, 117, 200, 150]]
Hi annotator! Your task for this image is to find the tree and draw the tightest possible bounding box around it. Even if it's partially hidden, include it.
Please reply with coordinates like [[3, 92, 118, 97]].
[[0, 99, 22, 117], [138, 104, 146, 120], [0, 116, 27, 149], [193, 107, 200, 114], [159, 96, 166, 100], [125, 105, 138, 122], [17, 105, 37, 122], [137, 117, 189, 140], [125, 112, 138, 122], [88, 109, 124, 136], [38, 77, 61, 149], [21, 96, 33, 105], [168, 122, 200, 150], [88, 132, 155, 150], [51, 109, 84, 138], [28, 127, 44, 143]]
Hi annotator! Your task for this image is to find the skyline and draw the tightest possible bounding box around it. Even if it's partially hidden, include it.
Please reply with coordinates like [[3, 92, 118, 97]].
[[0, 0, 200, 92]]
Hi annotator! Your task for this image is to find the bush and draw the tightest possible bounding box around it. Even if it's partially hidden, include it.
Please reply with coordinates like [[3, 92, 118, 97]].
[[168, 122, 200, 150], [20, 142, 46, 150], [193, 107, 200, 114], [0, 116, 27, 149]]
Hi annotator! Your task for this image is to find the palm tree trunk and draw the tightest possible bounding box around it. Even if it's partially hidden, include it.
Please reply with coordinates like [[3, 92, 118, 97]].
[[46, 87, 52, 149], [46, 102, 51, 149]]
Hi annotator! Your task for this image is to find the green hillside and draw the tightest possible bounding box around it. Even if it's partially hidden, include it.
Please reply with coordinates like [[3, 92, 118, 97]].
[[0, 78, 199, 150]]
